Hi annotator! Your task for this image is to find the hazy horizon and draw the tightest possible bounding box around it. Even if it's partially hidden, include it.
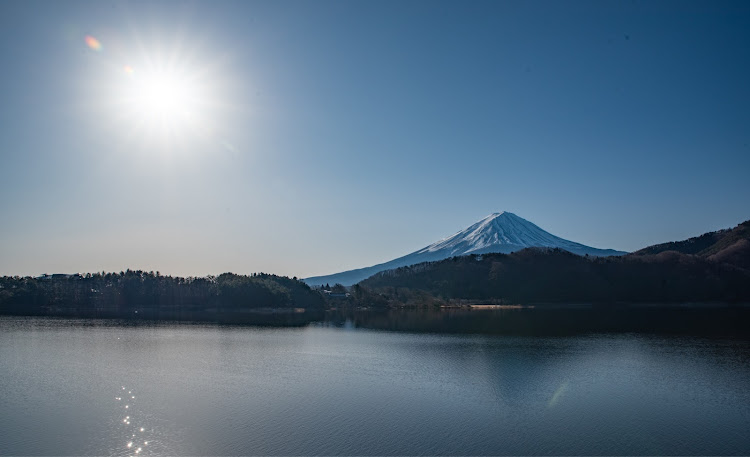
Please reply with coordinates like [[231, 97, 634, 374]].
[[1, 0, 749, 278]]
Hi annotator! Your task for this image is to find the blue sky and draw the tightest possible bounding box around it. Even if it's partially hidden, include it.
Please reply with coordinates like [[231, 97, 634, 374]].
[[1, 0, 748, 278]]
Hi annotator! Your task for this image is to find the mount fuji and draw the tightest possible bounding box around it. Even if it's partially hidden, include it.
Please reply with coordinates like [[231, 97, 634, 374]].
[[305, 212, 627, 286]]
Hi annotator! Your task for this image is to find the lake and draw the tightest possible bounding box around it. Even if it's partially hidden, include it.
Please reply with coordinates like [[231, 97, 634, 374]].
[[1, 314, 749, 455]]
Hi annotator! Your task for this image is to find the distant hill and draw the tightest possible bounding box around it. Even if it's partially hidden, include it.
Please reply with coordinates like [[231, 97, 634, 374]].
[[633, 220, 750, 256], [357, 220, 750, 306], [632, 220, 750, 270], [306, 212, 626, 286]]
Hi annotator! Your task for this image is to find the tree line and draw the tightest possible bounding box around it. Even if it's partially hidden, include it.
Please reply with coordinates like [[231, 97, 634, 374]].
[[0, 270, 324, 313]]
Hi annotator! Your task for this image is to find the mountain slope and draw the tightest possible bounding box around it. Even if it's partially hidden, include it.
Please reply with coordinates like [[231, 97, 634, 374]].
[[358, 247, 750, 305], [355, 218, 750, 306], [305, 212, 626, 286], [631, 219, 750, 270]]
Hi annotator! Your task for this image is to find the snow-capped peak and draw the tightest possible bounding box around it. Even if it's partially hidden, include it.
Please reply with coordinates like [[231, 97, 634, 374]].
[[417, 211, 569, 255], [304, 212, 626, 286]]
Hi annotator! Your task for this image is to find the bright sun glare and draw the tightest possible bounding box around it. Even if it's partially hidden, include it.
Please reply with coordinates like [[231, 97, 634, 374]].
[[127, 71, 194, 123], [119, 66, 206, 139], [81, 23, 242, 156], [84, 31, 230, 150]]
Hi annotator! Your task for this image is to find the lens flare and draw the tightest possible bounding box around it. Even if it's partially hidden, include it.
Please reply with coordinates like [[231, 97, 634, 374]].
[[84, 35, 102, 51], [548, 381, 570, 407]]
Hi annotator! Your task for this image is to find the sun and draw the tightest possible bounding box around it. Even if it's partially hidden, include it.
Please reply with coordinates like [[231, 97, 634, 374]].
[[127, 70, 194, 123], [113, 60, 215, 147], [119, 66, 205, 137], [104, 47, 223, 148], [83, 28, 235, 153]]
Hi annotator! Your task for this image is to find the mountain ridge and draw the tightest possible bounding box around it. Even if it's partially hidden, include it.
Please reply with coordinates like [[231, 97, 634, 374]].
[[352, 218, 750, 306], [632, 220, 750, 257], [305, 212, 626, 286]]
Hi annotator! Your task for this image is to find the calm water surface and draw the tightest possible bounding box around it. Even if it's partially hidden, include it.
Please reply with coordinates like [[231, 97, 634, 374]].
[[1, 316, 749, 455]]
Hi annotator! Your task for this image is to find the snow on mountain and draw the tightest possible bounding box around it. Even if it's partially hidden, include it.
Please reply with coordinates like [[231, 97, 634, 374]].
[[304, 212, 627, 287], [418, 212, 622, 257]]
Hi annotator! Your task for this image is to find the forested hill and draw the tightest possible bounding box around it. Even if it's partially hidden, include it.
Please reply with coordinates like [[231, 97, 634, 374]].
[[0, 270, 324, 313], [359, 246, 750, 306], [633, 220, 750, 259]]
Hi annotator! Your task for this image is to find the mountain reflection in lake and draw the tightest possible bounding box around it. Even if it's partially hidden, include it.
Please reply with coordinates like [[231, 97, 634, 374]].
[[1, 314, 749, 455], [325, 305, 750, 337]]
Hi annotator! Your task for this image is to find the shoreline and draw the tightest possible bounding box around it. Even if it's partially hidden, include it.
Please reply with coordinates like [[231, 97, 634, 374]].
[[3, 304, 750, 337]]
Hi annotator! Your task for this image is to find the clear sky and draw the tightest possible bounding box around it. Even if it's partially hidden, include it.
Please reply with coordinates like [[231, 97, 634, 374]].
[[1, 0, 748, 278]]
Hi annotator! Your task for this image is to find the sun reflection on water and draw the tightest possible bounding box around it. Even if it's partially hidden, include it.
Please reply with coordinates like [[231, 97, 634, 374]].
[[116, 386, 158, 456]]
